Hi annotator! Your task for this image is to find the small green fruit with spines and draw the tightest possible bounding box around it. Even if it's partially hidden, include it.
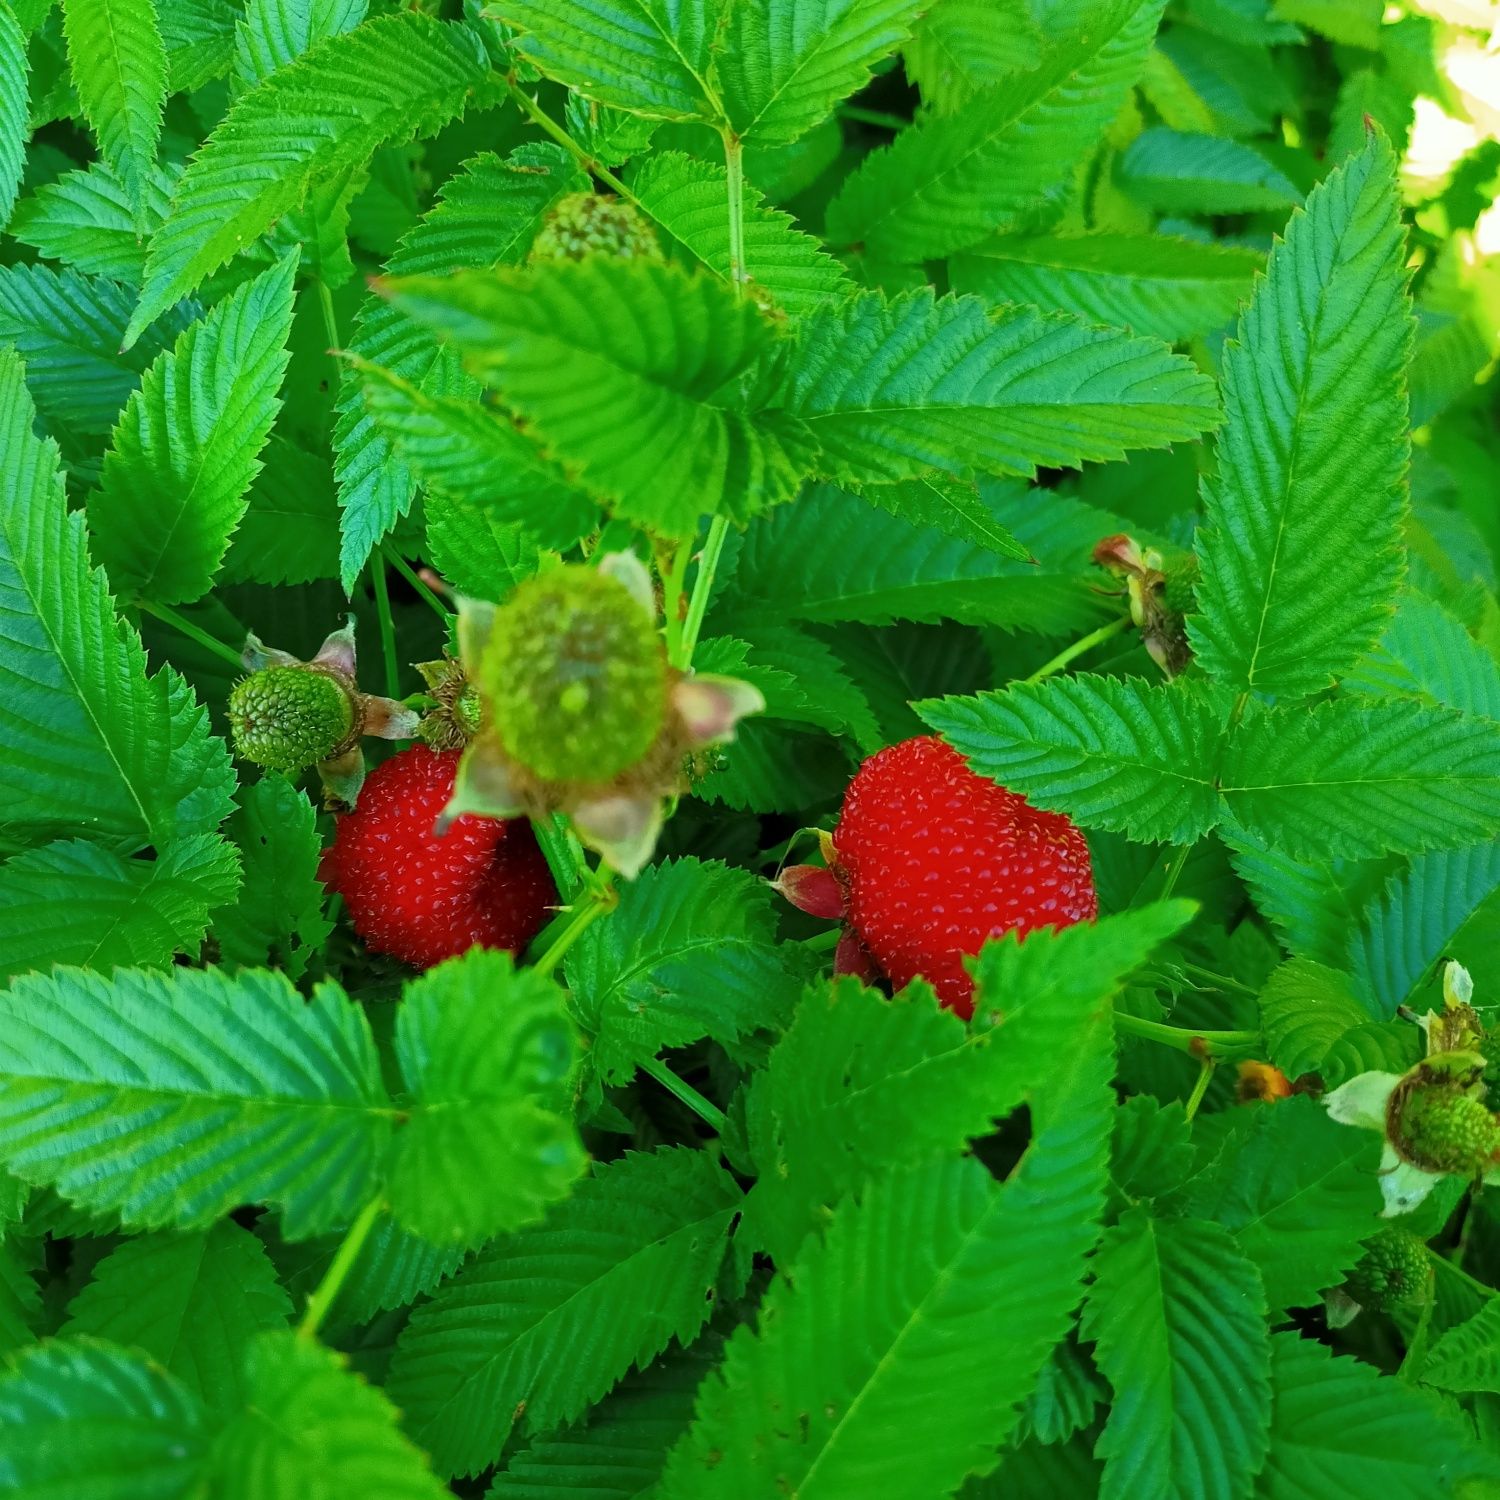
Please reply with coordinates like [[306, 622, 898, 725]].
[[529, 193, 661, 263], [481, 564, 668, 784], [1343, 1229, 1429, 1309], [1395, 1086, 1500, 1175], [228, 666, 355, 773]]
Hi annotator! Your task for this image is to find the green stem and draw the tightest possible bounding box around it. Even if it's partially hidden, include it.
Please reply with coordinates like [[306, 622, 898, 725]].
[[802, 927, 843, 952], [662, 537, 692, 668], [1113, 1010, 1259, 1057], [1183, 1056, 1216, 1122], [640, 1055, 728, 1133], [298, 1195, 382, 1340], [532, 813, 585, 902], [531, 881, 617, 974], [1176, 961, 1257, 998], [369, 554, 400, 700], [679, 517, 728, 667], [316, 278, 340, 352], [722, 131, 747, 295], [1158, 843, 1191, 900], [137, 600, 245, 669], [836, 103, 911, 131], [1023, 615, 1130, 686], [382, 544, 449, 620], [505, 81, 639, 205]]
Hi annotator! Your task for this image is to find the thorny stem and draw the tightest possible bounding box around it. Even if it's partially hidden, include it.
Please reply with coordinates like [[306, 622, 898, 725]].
[[137, 601, 245, 670], [382, 544, 449, 620], [298, 1195, 383, 1340], [641, 1055, 729, 1133], [369, 555, 400, 700], [1183, 1056, 1216, 1122], [1023, 615, 1130, 685], [1112, 1010, 1259, 1057]]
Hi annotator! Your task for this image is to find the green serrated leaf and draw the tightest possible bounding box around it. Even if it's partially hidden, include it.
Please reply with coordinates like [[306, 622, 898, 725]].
[[950, 232, 1262, 343], [233, 0, 366, 88], [1256, 958, 1396, 1085], [126, 13, 498, 343], [334, 142, 587, 588], [62, 1220, 291, 1418], [920, 675, 1231, 845], [161, 0, 239, 91], [0, 965, 389, 1236], [0, 833, 241, 979], [853, 474, 1028, 560], [1219, 698, 1500, 860], [0, 345, 236, 855], [780, 286, 1220, 484], [904, 0, 1039, 113], [423, 489, 546, 601], [60, 0, 166, 231], [380, 258, 812, 537], [1421, 1298, 1500, 1396], [566, 858, 810, 1085], [388, 1147, 743, 1478], [1117, 128, 1302, 214], [718, 0, 925, 145], [827, 0, 1167, 261], [89, 253, 297, 606], [389, 949, 585, 1247], [1186, 1094, 1379, 1311], [1345, 590, 1500, 720], [0, 0, 27, 229], [1083, 1210, 1271, 1500], [1191, 132, 1412, 697], [0, 1338, 209, 1498]]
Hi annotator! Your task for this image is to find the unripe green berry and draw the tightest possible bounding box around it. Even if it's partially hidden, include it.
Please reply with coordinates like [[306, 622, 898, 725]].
[[1396, 1087, 1500, 1175], [228, 666, 354, 773], [482, 566, 667, 784], [529, 193, 661, 264], [1344, 1229, 1429, 1309]]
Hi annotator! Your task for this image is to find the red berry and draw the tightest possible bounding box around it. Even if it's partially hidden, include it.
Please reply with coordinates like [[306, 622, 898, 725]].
[[321, 745, 557, 970], [833, 736, 1097, 1019]]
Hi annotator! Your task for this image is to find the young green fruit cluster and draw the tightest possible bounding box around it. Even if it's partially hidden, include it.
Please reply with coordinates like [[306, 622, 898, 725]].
[[529, 193, 661, 263], [481, 565, 669, 784], [1394, 1086, 1500, 1175], [1344, 1229, 1430, 1310], [228, 666, 354, 774]]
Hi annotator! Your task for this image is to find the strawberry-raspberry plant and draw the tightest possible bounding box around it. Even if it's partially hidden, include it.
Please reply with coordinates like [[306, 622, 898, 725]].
[[2, 0, 1500, 1496]]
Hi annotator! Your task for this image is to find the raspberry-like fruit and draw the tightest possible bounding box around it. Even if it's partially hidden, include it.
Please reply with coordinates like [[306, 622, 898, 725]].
[[1393, 1086, 1500, 1175], [833, 736, 1097, 1019], [228, 666, 354, 773], [320, 745, 556, 970], [529, 193, 661, 263], [1344, 1229, 1429, 1309], [481, 565, 668, 785]]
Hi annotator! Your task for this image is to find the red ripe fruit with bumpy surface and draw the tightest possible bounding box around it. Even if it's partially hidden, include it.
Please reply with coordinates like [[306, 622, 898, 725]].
[[834, 736, 1097, 1019], [321, 745, 557, 970]]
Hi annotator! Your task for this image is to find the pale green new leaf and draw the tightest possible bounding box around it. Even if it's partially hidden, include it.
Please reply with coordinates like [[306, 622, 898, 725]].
[[0, 1, 26, 229], [1345, 591, 1500, 721], [209, 1331, 449, 1500], [903, 0, 1039, 113], [718, 0, 925, 144], [0, 833, 241, 979], [1257, 1330, 1482, 1498], [1191, 133, 1413, 696], [389, 950, 585, 1247], [62, 1220, 291, 1418], [388, 1147, 743, 1478], [919, 675, 1231, 845], [660, 976, 1117, 1498], [381, 258, 811, 537], [212, 777, 331, 981], [90, 254, 297, 606], [334, 143, 587, 586], [1219, 698, 1500, 860], [7, 159, 178, 282], [61, 0, 166, 231], [1421, 1299, 1500, 1396], [950, 233, 1262, 344], [629, 150, 853, 318], [0, 1338, 208, 1498], [0, 965, 390, 1237], [0, 345, 236, 854], [827, 0, 1167, 261], [728, 482, 1114, 633], [778, 289, 1220, 484], [233, 0, 366, 87], [1347, 843, 1500, 1015], [1117, 128, 1302, 214], [1185, 1095, 1379, 1311], [126, 13, 497, 343], [497, 0, 723, 123], [1083, 1211, 1270, 1500], [351, 357, 596, 555], [565, 858, 809, 1084]]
